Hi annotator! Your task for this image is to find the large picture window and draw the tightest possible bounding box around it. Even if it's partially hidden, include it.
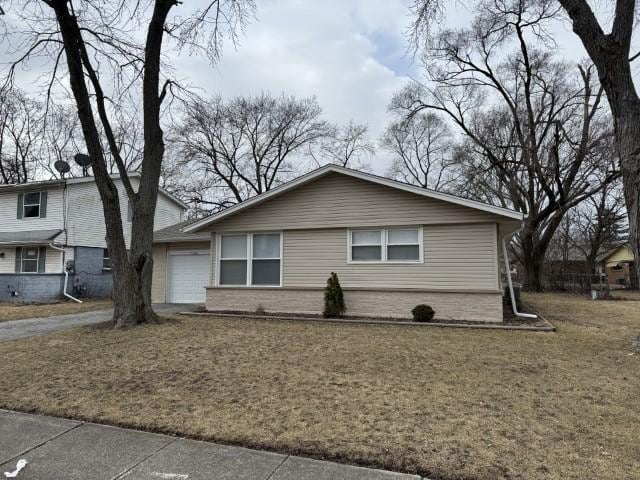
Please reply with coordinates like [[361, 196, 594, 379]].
[[349, 227, 422, 263], [218, 233, 281, 286]]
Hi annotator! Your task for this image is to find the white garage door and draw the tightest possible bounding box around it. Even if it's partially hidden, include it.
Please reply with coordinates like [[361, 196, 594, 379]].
[[167, 252, 209, 303]]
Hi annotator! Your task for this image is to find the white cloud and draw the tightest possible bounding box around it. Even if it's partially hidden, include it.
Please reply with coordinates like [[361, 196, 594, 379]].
[[174, 0, 415, 172]]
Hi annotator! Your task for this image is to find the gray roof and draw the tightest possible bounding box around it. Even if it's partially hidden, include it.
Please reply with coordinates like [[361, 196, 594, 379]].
[[0, 229, 63, 245], [154, 219, 211, 243]]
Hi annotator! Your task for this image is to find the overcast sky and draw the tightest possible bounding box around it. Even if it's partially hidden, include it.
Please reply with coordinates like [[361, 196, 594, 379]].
[[2, 0, 637, 174], [171, 0, 613, 173]]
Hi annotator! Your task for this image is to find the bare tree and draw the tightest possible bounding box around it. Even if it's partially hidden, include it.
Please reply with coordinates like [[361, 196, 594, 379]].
[[557, 0, 640, 288], [0, 88, 42, 184], [401, 0, 618, 290], [310, 120, 374, 170], [172, 93, 330, 213], [567, 181, 627, 273], [1, 0, 254, 327], [381, 111, 456, 190]]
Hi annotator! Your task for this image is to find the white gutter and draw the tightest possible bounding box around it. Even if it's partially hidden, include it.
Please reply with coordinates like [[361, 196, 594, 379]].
[[48, 242, 83, 304], [501, 233, 537, 319]]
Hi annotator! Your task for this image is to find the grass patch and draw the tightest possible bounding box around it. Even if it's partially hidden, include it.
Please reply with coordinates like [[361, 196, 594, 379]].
[[0, 293, 638, 479], [0, 299, 112, 322]]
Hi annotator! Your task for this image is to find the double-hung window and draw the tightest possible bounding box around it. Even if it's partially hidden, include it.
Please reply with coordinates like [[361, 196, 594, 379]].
[[21, 248, 40, 273], [349, 227, 422, 263], [23, 192, 41, 218], [219, 233, 281, 286]]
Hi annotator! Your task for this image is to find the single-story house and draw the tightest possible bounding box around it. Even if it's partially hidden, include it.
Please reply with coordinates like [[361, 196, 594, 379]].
[[152, 165, 524, 322], [598, 243, 637, 288]]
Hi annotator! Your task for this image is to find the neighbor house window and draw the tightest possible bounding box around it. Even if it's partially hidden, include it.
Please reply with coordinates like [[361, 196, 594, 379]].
[[23, 192, 41, 218], [103, 248, 111, 270], [349, 227, 422, 263], [21, 248, 40, 273], [218, 233, 281, 286]]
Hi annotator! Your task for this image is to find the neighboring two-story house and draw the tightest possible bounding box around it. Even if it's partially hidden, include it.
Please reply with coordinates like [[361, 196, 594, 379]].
[[0, 174, 186, 301]]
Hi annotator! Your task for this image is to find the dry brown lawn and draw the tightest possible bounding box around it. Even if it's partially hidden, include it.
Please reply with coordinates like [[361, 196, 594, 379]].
[[0, 299, 112, 322], [0, 293, 638, 480], [610, 289, 640, 301]]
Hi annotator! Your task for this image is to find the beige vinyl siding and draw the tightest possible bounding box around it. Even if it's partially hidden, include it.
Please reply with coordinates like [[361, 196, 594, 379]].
[[605, 245, 634, 266], [151, 241, 211, 303], [0, 247, 16, 273], [151, 244, 167, 303], [210, 173, 505, 232], [210, 224, 499, 291], [0, 186, 65, 232]]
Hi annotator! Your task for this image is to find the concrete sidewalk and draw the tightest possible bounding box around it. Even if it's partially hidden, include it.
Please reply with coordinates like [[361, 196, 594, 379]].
[[0, 304, 198, 342], [0, 410, 424, 480]]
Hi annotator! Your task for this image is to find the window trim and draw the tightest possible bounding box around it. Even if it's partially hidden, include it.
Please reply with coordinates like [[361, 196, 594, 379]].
[[102, 248, 112, 271], [23, 191, 42, 219], [216, 232, 283, 287], [21, 247, 40, 274], [347, 227, 423, 264]]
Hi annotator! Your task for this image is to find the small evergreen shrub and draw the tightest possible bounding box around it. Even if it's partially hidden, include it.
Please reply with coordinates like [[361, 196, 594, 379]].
[[412, 304, 435, 322], [323, 272, 346, 318]]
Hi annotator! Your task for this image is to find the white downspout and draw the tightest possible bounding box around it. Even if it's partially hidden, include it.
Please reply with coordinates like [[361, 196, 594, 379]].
[[501, 234, 536, 319], [49, 242, 82, 304]]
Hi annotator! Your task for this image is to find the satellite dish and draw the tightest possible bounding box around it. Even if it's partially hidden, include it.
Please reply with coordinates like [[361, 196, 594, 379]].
[[54, 160, 71, 176], [74, 153, 92, 167]]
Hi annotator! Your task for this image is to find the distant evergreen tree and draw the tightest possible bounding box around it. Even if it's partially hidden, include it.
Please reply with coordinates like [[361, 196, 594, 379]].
[[323, 272, 345, 318]]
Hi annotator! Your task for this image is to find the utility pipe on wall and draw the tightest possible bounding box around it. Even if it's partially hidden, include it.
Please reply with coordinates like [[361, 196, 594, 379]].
[[501, 236, 536, 319], [48, 242, 82, 304]]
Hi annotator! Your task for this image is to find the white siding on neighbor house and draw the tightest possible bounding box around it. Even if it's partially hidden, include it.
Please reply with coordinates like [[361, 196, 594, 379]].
[[154, 193, 184, 231], [0, 186, 65, 232], [0, 246, 63, 273], [44, 247, 63, 273], [208, 224, 500, 292], [66, 178, 184, 248], [0, 247, 16, 273], [208, 173, 507, 233], [66, 178, 134, 248]]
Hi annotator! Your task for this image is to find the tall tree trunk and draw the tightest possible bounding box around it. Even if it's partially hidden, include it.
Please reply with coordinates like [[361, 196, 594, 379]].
[[558, 0, 640, 291], [519, 226, 546, 292], [616, 109, 640, 290], [51, 0, 172, 327], [522, 250, 545, 292]]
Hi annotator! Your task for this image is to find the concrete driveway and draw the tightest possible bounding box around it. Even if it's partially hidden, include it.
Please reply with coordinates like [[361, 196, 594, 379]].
[[0, 410, 421, 480], [0, 304, 198, 342]]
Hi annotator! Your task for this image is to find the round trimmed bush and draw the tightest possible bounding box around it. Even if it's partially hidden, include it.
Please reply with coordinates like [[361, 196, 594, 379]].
[[412, 304, 435, 322]]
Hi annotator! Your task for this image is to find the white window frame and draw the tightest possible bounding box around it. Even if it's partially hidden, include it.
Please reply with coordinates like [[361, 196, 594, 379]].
[[216, 232, 283, 287], [23, 191, 42, 219], [21, 247, 40, 273], [347, 227, 423, 264]]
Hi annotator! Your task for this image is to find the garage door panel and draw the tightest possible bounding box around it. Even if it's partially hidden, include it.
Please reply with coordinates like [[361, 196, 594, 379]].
[[168, 253, 209, 303]]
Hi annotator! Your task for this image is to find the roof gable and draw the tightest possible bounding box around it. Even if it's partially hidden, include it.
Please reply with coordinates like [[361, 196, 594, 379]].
[[186, 166, 523, 233]]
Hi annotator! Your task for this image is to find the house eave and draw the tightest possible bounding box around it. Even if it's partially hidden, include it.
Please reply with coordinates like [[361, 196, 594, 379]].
[[184, 165, 524, 233]]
